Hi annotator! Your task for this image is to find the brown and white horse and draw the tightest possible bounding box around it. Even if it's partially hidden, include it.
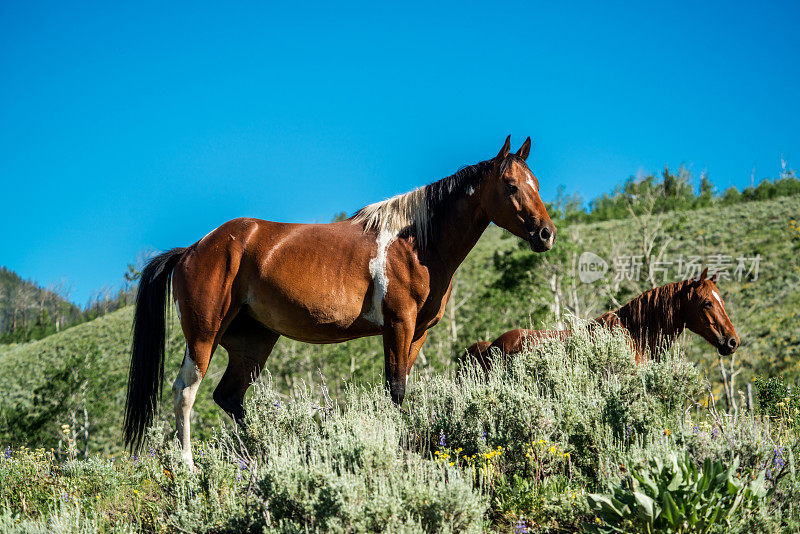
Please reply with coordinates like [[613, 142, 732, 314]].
[[124, 136, 556, 466], [466, 268, 739, 373]]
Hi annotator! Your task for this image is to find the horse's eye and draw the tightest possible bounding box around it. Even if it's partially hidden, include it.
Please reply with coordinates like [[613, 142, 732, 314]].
[[506, 184, 518, 195], [703, 301, 713, 308]]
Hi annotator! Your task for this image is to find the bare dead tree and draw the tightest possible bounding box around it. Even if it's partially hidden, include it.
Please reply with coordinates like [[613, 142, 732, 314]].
[[718, 353, 741, 418], [15, 284, 37, 333], [100, 286, 114, 314], [37, 287, 48, 325], [625, 191, 673, 289], [598, 237, 629, 310], [50, 280, 71, 332], [445, 274, 473, 345], [548, 273, 564, 330], [564, 230, 601, 320]]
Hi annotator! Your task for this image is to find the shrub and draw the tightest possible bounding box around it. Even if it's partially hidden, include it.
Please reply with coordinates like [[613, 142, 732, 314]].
[[754, 376, 800, 428]]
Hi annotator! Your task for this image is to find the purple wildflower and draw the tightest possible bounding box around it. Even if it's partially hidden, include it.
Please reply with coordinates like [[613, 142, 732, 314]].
[[438, 431, 446, 448], [515, 517, 529, 534], [773, 447, 786, 471], [236, 458, 247, 482], [3, 446, 10, 460]]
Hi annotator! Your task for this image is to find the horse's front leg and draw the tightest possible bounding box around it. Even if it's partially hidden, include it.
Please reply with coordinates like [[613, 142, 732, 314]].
[[383, 317, 424, 406]]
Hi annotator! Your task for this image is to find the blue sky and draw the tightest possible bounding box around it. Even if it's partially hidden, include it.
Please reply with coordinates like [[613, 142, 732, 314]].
[[1, 1, 798, 305]]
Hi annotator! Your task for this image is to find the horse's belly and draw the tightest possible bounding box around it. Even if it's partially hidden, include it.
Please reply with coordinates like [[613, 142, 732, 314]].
[[247, 289, 380, 343], [244, 259, 380, 343]]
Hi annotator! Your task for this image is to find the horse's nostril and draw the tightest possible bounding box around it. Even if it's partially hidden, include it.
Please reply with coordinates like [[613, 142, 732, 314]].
[[728, 337, 738, 349], [539, 226, 551, 241]]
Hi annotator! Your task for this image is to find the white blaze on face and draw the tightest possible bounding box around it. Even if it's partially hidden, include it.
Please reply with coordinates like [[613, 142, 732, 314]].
[[523, 168, 538, 193], [364, 229, 396, 326], [712, 290, 723, 308]]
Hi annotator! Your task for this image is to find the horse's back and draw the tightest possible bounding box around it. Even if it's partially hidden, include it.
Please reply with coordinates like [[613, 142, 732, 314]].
[[492, 328, 556, 354], [175, 217, 387, 343]]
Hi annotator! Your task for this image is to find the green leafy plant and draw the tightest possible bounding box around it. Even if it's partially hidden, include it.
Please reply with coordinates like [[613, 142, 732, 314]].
[[585, 453, 768, 534]]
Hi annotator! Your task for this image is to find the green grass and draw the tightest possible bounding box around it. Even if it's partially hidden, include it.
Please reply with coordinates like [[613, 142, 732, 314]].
[[1, 322, 797, 532]]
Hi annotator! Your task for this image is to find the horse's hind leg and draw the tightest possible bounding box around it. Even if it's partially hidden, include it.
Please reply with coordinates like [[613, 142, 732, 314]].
[[170, 233, 248, 468], [172, 339, 216, 468], [217, 313, 280, 424]]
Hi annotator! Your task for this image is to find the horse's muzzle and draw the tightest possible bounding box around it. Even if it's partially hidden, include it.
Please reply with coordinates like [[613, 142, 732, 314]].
[[528, 224, 556, 252], [717, 335, 739, 356]]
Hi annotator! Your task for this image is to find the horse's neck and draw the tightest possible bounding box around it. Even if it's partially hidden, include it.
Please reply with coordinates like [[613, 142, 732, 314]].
[[619, 284, 687, 356], [424, 194, 490, 278]]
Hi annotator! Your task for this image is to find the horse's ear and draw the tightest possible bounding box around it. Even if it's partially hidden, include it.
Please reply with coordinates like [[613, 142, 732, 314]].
[[496, 135, 511, 160], [710, 271, 719, 283], [698, 267, 708, 282], [516, 137, 531, 160]]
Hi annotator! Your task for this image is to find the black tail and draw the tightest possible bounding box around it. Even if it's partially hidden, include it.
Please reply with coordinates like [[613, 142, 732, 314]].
[[123, 247, 187, 451]]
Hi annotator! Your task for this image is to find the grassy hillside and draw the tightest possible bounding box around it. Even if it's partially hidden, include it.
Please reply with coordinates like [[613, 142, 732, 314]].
[[478, 194, 800, 382], [1, 195, 798, 456]]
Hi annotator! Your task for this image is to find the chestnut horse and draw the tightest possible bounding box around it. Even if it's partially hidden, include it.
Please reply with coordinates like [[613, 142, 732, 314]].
[[466, 268, 739, 373], [124, 136, 556, 466]]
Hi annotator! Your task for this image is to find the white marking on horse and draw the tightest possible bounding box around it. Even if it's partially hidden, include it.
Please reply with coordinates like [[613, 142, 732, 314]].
[[172, 349, 203, 468], [466, 185, 475, 196], [364, 229, 396, 326], [712, 290, 723, 308], [519, 166, 538, 193]]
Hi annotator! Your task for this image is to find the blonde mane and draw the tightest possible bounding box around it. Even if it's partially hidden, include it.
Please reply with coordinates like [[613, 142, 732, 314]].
[[350, 187, 431, 246], [349, 160, 493, 248]]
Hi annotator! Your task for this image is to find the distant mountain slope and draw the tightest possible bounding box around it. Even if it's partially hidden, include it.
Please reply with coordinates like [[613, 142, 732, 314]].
[[0, 306, 222, 455], [1, 195, 797, 454], [0, 267, 83, 342]]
